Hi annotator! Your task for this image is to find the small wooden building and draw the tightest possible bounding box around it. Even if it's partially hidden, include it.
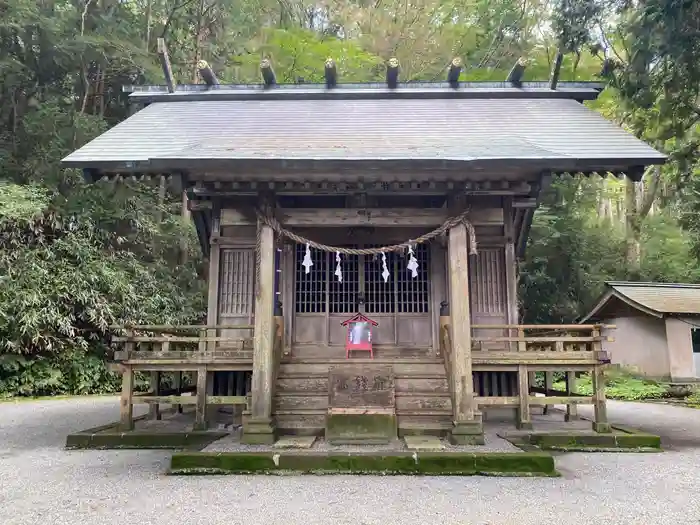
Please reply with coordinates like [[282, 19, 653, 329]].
[[62, 65, 665, 444], [583, 282, 700, 382]]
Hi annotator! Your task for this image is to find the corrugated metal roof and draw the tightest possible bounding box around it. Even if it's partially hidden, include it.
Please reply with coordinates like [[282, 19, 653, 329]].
[[582, 282, 700, 322], [62, 97, 666, 170]]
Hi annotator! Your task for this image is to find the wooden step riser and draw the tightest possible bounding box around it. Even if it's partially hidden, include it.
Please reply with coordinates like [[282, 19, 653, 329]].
[[279, 362, 446, 376], [276, 376, 449, 394], [288, 346, 434, 359]]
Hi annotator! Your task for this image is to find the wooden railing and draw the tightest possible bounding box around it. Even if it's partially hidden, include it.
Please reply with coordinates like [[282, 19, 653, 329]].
[[111, 321, 288, 431], [110, 324, 254, 364], [437, 321, 612, 431], [470, 324, 613, 365]]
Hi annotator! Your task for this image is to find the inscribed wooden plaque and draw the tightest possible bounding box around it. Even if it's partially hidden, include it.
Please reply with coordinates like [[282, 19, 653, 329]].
[[328, 366, 395, 409]]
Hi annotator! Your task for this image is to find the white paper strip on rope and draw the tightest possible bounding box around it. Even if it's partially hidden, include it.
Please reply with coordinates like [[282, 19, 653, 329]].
[[381, 252, 390, 283], [302, 243, 313, 274], [334, 251, 343, 282], [407, 245, 419, 278]]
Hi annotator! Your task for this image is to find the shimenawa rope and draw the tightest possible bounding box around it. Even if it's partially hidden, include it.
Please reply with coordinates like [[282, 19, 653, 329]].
[[254, 209, 477, 297]]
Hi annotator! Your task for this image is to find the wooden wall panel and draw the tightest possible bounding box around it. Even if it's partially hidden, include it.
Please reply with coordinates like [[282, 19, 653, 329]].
[[469, 247, 507, 343], [218, 248, 255, 340]]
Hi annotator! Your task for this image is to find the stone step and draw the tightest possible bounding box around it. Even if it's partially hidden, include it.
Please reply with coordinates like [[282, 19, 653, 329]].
[[275, 411, 452, 436], [274, 392, 451, 412]]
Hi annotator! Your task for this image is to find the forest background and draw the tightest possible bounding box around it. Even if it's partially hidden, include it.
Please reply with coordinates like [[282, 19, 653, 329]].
[[0, 0, 699, 397]]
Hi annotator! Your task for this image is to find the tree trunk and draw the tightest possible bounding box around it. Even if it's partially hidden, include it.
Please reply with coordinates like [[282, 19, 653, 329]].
[[624, 166, 661, 268]]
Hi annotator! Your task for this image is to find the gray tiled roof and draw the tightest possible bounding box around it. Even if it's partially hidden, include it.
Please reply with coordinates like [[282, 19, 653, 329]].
[[583, 282, 700, 321], [62, 96, 666, 171]]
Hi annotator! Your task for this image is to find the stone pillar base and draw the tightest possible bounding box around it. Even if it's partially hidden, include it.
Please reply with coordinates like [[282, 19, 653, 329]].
[[449, 417, 484, 445], [516, 419, 533, 430], [592, 422, 611, 434], [242, 417, 276, 444]]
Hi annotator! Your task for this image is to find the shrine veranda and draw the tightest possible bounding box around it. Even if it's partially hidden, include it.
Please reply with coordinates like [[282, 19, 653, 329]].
[[60, 58, 667, 461]]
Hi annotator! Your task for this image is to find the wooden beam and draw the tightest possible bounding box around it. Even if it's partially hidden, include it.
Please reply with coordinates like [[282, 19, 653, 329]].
[[507, 57, 527, 87], [386, 57, 399, 88], [475, 396, 519, 406], [134, 396, 198, 405], [549, 50, 564, 90], [512, 198, 537, 208], [529, 396, 594, 405], [156, 38, 175, 93], [221, 207, 504, 227], [472, 351, 598, 365]]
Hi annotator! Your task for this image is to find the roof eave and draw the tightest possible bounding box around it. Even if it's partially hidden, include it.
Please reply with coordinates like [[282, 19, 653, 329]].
[[62, 156, 666, 179], [580, 288, 664, 323], [124, 81, 607, 104]]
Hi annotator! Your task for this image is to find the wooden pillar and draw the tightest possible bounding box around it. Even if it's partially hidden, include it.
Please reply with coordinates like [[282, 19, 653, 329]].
[[565, 371, 578, 421], [242, 211, 277, 444], [447, 216, 483, 444], [119, 365, 134, 431], [503, 197, 519, 351]]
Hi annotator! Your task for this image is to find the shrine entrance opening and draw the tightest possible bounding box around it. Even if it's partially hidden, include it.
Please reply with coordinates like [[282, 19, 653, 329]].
[[290, 243, 433, 348]]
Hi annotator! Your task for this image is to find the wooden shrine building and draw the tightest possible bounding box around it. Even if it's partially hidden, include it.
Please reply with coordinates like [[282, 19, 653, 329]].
[[62, 58, 665, 444]]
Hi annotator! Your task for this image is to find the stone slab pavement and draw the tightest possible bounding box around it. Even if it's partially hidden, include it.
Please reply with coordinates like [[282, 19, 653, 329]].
[[1, 397, 699, 525]]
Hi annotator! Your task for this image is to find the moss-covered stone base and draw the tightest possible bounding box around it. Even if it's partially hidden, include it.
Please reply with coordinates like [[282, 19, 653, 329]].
[[169, 450, 558, 476], [449, 420, 484, 445], [502, 425, 661, 452], [326, 412, 396, 444], [65, 423, 226, 450], [241, 418, 277, 445]]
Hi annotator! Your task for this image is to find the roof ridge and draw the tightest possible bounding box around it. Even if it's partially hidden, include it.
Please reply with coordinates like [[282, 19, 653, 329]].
[[607, 281, 700, 289]]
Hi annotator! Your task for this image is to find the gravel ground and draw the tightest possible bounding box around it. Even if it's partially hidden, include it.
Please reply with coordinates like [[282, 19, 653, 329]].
[[1, 397, 699, 525]]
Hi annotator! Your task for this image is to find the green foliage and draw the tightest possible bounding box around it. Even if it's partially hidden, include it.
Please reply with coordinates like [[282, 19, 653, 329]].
[[0, 181, 205, 397], [553, 368, 669, 401], [235, 29, 384, 83]]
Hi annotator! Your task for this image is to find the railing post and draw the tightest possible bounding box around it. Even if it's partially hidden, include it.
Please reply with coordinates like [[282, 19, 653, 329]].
[[119, 365, 134, 431], [517, 364, 532, 429], [591, 328, 610, 433], [543, 372, 554, 415], [565, 371, 578, 421], [118, 329, 135, 431], [194, 366, 208, 431], [149, 371, 161, 420]]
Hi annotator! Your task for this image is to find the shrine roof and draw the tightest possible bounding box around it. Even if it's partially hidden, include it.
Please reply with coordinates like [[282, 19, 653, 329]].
[[62, 81, 666, 175]]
